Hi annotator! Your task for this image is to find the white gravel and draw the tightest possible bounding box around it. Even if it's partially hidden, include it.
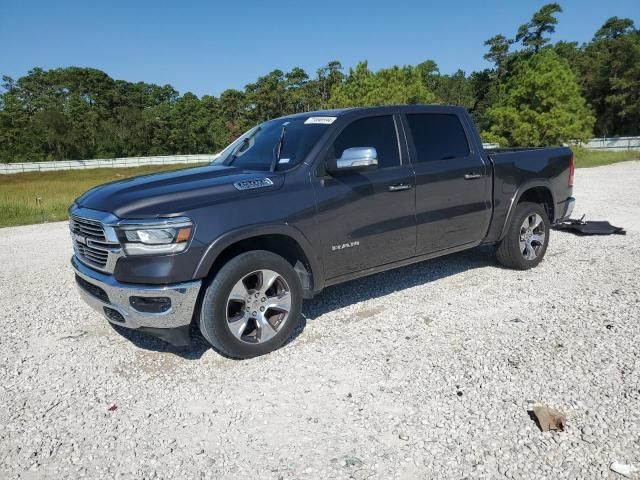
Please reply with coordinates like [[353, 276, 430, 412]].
[[1, 161, 639, 479]]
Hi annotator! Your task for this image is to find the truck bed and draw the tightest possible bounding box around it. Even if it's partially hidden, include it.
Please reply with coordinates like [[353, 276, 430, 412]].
[[483, 146, 574, 243]]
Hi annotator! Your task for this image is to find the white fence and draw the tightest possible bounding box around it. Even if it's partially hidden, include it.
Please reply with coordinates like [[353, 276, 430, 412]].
[[0, 154, 219, 175], [484, 137, 640, 152], [576, 136, 640, 152]]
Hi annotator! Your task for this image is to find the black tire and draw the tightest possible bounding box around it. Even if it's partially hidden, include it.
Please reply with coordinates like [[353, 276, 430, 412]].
[[496, 202, 550, 270], [199, 250, 302, 358]]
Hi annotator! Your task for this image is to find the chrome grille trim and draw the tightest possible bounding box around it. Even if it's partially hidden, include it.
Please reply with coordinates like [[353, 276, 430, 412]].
[[69, 210, 123, 273], [70, 216, 107, 240]]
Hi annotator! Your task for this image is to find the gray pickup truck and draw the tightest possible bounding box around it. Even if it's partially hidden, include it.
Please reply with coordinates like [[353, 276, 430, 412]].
[[70, 105, 575, 358]]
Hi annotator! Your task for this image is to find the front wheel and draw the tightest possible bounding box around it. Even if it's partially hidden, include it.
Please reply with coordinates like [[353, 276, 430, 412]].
[[199, 250, 303, 358], [496, 202, 550, 270]]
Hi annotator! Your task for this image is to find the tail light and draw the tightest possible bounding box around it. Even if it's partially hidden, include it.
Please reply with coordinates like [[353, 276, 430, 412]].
[[568, 154, 575, 187]]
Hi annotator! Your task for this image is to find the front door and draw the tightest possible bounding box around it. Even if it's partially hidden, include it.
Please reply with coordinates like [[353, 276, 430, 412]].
[[311, 115, 417, 279], [402, 112, 492, 254]]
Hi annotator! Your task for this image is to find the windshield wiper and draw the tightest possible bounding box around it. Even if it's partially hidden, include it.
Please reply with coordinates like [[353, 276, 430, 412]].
[[227, 138, 248, 166], [270, 125, 286, 172], [227, 127, 261, 166]]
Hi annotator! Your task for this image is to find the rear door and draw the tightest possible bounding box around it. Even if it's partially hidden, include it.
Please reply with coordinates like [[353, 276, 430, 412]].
[[311, 114, 416, 278], [402, 112, 492, 254]]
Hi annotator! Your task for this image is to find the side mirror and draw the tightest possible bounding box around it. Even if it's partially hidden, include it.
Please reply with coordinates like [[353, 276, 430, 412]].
[[328, 147, 378, 174]]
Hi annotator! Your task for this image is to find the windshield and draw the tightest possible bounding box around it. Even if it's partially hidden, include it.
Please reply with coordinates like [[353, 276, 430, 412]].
[[213, 116, 333, 171]]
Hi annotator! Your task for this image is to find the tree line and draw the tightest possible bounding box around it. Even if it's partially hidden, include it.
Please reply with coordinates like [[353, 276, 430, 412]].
[[1, 4, 638, 163]]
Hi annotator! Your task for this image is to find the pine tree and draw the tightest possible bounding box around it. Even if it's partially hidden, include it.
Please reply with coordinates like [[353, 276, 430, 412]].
[[483, 50, 594, 146]]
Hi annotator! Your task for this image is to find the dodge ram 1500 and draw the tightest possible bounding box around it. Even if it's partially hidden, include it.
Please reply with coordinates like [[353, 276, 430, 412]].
[[70, 105, 575, 358]]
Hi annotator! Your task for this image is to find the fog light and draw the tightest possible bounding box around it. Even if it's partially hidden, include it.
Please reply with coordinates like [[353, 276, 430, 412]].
[[129, 296, 172, 313]]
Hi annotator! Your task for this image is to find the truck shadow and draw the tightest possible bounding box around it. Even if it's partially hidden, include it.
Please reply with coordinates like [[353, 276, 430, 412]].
[[111, 246, 498, 359], [288, 245, 497, 345], [110, 322, 212, 359], [302, 247, 500, 321]]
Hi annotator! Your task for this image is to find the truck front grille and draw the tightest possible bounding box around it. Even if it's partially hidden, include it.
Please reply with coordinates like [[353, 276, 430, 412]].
[[70, 216, 118, 269]]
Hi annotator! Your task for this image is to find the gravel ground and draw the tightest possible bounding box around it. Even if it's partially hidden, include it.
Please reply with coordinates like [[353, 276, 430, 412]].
[[1, 161, 639, 480]]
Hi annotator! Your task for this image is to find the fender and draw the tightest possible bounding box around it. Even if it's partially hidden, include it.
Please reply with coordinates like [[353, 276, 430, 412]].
[[193, 223, 325, 292], [498, 179, 556, 241]]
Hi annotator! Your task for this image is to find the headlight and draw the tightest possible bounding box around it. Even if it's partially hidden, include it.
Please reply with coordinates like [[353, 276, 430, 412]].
[[116, 219, 193, 256]]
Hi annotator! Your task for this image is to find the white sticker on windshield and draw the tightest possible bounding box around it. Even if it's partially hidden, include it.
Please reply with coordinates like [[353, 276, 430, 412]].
[[304, 116, 336, 125], [278, 158, 290, 164]]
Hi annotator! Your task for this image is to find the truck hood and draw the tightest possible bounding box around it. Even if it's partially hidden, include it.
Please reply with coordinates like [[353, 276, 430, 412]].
[[74, 164, 284, 218]]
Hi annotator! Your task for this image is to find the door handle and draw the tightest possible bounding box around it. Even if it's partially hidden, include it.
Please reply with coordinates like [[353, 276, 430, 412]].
[[388, 183, 412, 192], [464, 173, 483, 180]]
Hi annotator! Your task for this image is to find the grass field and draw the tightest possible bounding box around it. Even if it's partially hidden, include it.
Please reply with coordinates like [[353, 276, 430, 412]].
[[573, 148, 639, 168], [1, 150, 638, 228], [0, 163, 205, 228]]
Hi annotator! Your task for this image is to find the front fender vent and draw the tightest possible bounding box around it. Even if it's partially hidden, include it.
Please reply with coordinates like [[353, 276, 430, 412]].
[[233, 178, 274, 191]]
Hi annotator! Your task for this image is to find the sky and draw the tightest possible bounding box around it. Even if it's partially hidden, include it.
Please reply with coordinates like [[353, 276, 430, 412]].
[[1, 0, 638, 97]]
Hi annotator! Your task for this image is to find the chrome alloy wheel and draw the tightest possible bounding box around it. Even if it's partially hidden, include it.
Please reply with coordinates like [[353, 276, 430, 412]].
[[225, 269, 292, 343], [519, 213, 546, 261]]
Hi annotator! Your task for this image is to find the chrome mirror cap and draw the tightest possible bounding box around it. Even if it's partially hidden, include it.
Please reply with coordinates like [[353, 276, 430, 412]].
[[336, 147, 378, 170]]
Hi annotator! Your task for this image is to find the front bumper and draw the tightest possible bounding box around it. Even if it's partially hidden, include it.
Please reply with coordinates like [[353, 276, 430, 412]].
[[72, 256, 201, 344]]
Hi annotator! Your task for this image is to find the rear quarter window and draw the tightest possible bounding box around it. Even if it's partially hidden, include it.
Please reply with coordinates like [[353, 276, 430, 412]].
[[406, 114, 470, 162]]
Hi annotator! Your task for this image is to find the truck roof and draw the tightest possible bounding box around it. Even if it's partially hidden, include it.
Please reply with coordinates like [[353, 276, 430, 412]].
[[282, 104, 467, 120]]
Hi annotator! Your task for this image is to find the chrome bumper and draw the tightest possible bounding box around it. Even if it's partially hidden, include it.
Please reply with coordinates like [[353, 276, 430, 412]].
[[560, 197, 576, 220], [71, 255, 201, 330]]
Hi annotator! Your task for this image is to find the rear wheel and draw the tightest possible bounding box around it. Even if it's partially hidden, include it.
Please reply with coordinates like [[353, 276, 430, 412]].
[[496, 202, 550, 270], [199, 250, 302, 358]]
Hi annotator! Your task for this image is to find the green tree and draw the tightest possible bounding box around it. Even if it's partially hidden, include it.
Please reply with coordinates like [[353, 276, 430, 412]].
[[515, 3, 563, 52], [0, 76, 40, 162], [218, 89, 250, 144], [553, 40, 581, 65], [467, 69, 496, 132], [606, 50, 640, 134], [245, 70, 288, 122], [415, 59, 440, 93], [316, 61, 344, 108], [415, 61, 475, 109], [575, 18, 640, 135], [328, 61, 434, 108], [0, 66, 189, 161], [594, 16, 636, 40], [431, 70, 474, 108], [168, 92, 206, 154], [483, 35, 512, 78], [285, 67, 312, 113], [471, 34, 514, 132], [483, 50, 594, 146]]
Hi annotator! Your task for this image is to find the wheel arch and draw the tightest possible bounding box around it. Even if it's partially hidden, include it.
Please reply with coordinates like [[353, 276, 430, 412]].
[[499, 181, 556, 241], [193, 225, 324, 298]]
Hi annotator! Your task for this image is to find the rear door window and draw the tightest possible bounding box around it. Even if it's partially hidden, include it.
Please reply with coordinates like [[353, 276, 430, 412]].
[[406, 114, 470, 162], [331, 115, 401, 169]]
